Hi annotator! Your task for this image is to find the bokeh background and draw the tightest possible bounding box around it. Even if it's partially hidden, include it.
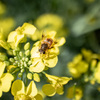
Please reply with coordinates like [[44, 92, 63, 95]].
[[0, 0, 100, 100]]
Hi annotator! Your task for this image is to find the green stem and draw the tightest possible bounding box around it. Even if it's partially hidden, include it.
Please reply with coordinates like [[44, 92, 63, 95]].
[[25, 68, 28, 87], [72, 83, 77, 100]]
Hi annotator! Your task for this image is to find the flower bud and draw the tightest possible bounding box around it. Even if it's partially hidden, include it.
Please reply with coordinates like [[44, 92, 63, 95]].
[[18, 73, 22, 78], [13, 50, 17, 56], [28, 60, 32, 65], [27, 73, 32, 80], [9, 58, 15, 62], [25, 50, 30, 56], [21, 69, 25, 73], [19, 51, 23, 57], [24, 42, 30, 50]]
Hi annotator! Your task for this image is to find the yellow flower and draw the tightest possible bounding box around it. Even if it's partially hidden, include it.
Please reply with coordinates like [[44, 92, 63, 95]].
[[7, 23, 36, 49], [68, 54, 88, 78], [0, 61, 14, 97], [42, 73, 72, 96], [66, 86, 83, 100], [35, 14, 63, 31], [30, 31, 65, 72], [32, 13, 67, 40], [11, 80, 43, 100]]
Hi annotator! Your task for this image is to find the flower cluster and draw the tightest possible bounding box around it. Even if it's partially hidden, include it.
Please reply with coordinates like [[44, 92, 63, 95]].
[[0, 23, 72, 100], [67, 48, 100, 84]]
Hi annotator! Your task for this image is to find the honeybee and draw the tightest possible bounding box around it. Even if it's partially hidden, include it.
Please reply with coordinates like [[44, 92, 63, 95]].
[[39, 37, 53, 54]]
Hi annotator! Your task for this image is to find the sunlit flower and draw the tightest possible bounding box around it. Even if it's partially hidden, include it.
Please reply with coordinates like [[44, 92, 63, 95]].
[[42, 73, 72, 96], [66, 86, 83, 100], [7, 23, 36, 49], [32, 13, 67, 40], [0, 61, 14, 97], [68, 54, 88, 78], [30, 31, 65, 72], [11, 80, 43, 100]]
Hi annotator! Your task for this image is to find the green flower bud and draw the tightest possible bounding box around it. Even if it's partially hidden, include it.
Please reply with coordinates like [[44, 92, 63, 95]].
[[24, 42, 30, 50], [28, 60, 32, 65], [18, 63, 21, 67], [13, 50, 17, 56], [13, 62, 17, 66], [9, 58, 15, 62], [20, 62, 24, 66], [24, 62, 27, 67], [25, 57, 29, 62], [20, 66, 23, 69], [19, 51, 23, 57], [22, 57, 25, 61], [14, 57, 18, 60], [21, 69, 25, 73], [27, 73, 32, 80], [18, 73, 22, 78], [25, 50, 30, 56]]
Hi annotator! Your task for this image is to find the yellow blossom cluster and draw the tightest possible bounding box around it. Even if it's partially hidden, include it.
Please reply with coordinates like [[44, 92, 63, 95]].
[[0, 22, 72, 100], [67, 48, 100, 84]]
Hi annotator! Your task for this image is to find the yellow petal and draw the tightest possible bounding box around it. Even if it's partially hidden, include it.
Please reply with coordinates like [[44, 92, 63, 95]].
[[34, 94, 43, 100], [7, 31, 17, 43], [45, 74, 58, 84], [47, 31, 56, 39], [11, 80, 25, 96], [30, 58, 45, 73], [14, 33, 26, 47], [31, 46, 40, 58], [59, 77, 72, 85], [43, 56, 58, 68], [56, 86, 64, 95], [42, 84, 56, 96], [33, 73, 40, 82], [21, 23, 36, 36], [1, 73, 14, 92], [0, 61, 5, 77], [0, 40, 10, 50], [56, 37, 66, 46], [7, 31, 26, 47], [26, 81, 37, 97], [49, 47, 59, 57]]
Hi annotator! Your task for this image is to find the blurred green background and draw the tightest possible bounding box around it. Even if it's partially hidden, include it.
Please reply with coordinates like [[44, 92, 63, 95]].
[[0, 0, 100, 100]]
